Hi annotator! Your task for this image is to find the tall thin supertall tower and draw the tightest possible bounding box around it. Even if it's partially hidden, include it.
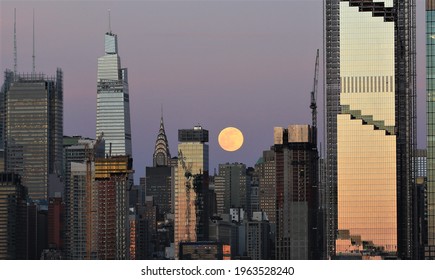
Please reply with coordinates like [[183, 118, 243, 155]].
[[426, 0, 435, 260], [325, 0, 416, 259], [96, 19, 132, 156]]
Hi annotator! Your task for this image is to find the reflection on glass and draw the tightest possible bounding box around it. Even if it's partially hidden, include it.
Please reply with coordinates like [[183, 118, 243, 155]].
[[336, 2, 397, 256]]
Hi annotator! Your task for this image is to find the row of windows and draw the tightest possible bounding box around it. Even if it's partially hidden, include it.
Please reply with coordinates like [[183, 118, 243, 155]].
[[341, 75, 393, 93]]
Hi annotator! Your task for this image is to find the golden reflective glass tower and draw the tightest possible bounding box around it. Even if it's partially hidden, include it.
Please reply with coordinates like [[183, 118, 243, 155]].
[[325, 0, 416, 259], [174, 125, 209, 259]]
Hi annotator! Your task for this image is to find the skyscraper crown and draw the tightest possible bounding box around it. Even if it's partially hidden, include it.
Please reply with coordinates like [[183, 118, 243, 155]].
[[104, 32, 118, 54], [153, 113, 171, 167]]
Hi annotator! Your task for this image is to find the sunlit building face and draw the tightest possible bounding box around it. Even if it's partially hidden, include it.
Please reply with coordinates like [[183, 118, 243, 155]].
[[174, 126, 209, 259], [96, 32, 132, 157], [326, 0, 416, 260], [332, 0, 407, 257]]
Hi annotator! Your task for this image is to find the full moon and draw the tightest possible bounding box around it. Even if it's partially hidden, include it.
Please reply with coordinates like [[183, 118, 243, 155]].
[[218, 127, 244, 152]]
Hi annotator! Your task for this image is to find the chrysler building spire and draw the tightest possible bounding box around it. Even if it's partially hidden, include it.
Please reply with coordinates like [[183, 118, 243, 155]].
[[153, 110, 171, 167]]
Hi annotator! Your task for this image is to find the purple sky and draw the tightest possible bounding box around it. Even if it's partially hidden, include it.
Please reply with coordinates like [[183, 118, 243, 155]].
[[0, 0, 426, 182]]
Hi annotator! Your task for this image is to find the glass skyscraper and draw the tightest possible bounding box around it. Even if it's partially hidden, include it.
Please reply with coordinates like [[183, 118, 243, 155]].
[[325, 0, 416, 259], [174, 125, 209, 259], [1, 70, 63, 201], [96, 30, 132, 157], [426, 0, 435, 260]]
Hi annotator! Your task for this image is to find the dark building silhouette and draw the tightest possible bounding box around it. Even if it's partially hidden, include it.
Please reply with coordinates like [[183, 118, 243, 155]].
[[179, 241, 230, 260], [274, 125, 319, 260], [48, 194, 64, 253], [0, 173, 27, 259]]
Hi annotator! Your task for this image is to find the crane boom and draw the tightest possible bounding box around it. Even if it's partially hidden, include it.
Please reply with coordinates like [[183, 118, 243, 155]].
[[310, 49, 319, 129]]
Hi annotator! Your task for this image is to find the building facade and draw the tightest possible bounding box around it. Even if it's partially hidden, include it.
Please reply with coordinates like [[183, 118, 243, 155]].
[[246, 212, 271, 260], [174, 125, 209, 259], [214, 163, 247, 215], [427, 0, 435, 260], [325, 0, 416, 259], [274, 125, 319, 260], [94, 156, 132, 259], [96, 30, 132, 157], [414, 149, 427, 178], [2, 70, 63, 201], [146, 115, 174, 218], [179, 241, 230, 260], [0, 173, 27, 259], [64, 137, 104, 259], [256, 150, 276, 230]]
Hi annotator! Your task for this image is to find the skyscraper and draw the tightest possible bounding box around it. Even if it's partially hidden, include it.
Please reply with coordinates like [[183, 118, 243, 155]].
[[146, 114, 174, 218], [64, 137, 104, 260], [0, 173, 27, 260], [256, 150, 276, 234], [274, 125, 319, 260], [94, 155, 132, 260], [67, 162, 96, 259], [214, 163, 247, 215], [174, 125, 209, 259], [426, 0, 435, 260], [96, 28, 132, 157], [2, 70, 63, 201], [246, 212, 271, 260], [153, 112, 172, 167], [325, 0, 416, 259]]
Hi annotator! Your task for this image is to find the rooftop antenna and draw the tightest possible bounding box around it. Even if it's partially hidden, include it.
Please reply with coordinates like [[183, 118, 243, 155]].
[[14, 8, 17, 75], [108, 9, 111, 33], [161, 104, 163, 119], [32, 8, 35, 75]]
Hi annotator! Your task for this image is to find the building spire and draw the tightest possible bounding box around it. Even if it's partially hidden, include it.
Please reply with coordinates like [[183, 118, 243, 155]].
[[153, 109, 171, 167], [14, 8, 17, 75], [32, 8, 35, 75], [108, 9, 111, 34]]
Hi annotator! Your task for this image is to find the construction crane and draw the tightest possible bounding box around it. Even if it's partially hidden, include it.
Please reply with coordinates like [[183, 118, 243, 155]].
[[178, 150, 193, 241], [310, 49, 320, 129]]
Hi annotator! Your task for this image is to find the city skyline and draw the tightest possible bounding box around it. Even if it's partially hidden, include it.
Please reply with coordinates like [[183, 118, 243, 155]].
[[0, 1, 427, 182], [0, 0, 431, 262]]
